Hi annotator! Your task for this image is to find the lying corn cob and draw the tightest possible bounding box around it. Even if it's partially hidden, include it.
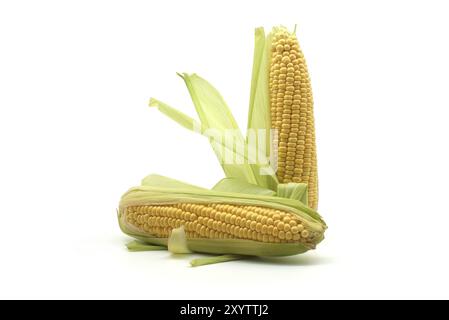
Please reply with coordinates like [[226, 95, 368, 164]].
[[118, 175, 325, 257]]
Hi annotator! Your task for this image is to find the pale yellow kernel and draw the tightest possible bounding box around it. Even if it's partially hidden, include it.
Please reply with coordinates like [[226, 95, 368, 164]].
[[250, 221, 257, 230], [277, 221, 285, 231], [235, 216, 242, 226], [283, 216, 291, 224], [207, 219, 214, 228]]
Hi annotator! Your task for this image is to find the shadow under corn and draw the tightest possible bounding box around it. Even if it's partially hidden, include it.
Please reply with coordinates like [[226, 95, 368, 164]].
[[254, 254, 334, 266]]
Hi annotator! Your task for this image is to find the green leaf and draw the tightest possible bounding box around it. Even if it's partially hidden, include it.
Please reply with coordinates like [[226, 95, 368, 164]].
[[177, 73, 259, 185], [180, 73, 279, 189], [150, 97, 257, 185], [190, 255, 243, 267], [248, 27, 266, 127], [245, 28, 279, 190], [149, 97, 202, 132], [247, 27, 273, 162], [178, 73, 240, 131], [126, 240, 166, 252], [277, 183, 308, 207], [150, 77, 277, 188], [167, 226, 192, 254], [212, 178, 276, 196]]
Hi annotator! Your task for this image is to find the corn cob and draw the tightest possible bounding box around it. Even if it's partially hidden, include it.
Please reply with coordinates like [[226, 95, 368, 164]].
[[125, 203, 315, 244], [118, 177, 326, 257], [268, 27, 318, 209]]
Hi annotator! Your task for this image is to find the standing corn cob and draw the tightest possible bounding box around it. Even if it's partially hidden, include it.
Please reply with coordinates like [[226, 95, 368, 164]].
[[268, 27, 318, 209]]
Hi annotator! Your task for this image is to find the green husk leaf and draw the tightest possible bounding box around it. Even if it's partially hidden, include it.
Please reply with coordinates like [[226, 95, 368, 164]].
[[150, 83, 277, 189], [142, 174, 207, 191], [277, 183, 308, 206], [126, 240, 166, 252], [178, 73, 240, 131], [245, 28, 278, 190], [178, 73, 279, 189], [178, 73, 259, 185], [190, 255, 243, 267], [247, 27, 273, 162], [149, 97, 202, 132], [149, 97, 257, 186], [167, 226, 192, 254], [248, 27, 266, 129], [212, 178, 276, 196]]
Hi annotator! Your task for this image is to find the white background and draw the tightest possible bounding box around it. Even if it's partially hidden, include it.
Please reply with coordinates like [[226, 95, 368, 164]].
[[1, 0, 448, 299]]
